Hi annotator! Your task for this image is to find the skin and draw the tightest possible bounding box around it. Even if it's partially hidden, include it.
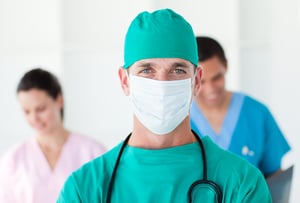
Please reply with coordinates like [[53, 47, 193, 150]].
[[18, 88, 70, 170], [194, 56, 232, 134], [118, 58, 202, 149]]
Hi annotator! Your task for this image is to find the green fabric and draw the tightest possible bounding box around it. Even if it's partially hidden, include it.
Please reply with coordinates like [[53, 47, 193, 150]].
[[57, 136, 271, 203], [123, 9, 198, 69]]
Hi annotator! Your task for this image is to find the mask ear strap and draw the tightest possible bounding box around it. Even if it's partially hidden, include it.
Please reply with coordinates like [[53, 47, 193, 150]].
[[191, 66, 198, 82], [125, 69, 130, 78]]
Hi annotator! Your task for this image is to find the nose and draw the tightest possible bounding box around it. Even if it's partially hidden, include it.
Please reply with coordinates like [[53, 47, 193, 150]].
[[154, 71, 170, 81], [156, 75, 168, 81], [28, 112, 40, 124]]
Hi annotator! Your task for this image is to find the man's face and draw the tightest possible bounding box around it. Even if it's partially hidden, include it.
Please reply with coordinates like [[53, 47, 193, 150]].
[[118, 58, 202, 135], [197, 56, 227, 107], [130, 58, 196, 80], [119, 58, 201, 96]]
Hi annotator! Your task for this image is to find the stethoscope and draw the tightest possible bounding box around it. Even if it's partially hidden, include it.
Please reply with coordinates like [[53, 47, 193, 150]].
[[106, 130, 222, 203]]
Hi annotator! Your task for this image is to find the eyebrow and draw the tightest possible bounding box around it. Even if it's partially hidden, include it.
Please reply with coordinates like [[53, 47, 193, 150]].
[[136, 62, 152, 68], [211, 72, 224, 81], [172, 62, 191, 68], [136, 61, 192, 68]]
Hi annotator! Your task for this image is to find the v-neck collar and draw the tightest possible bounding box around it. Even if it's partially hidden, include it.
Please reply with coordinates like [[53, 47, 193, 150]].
[[30, 133, 73, 175], [191, 93, 244, 150]]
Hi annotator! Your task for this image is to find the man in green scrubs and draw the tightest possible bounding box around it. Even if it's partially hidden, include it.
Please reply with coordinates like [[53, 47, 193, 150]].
[[57, 8, 271, 203]]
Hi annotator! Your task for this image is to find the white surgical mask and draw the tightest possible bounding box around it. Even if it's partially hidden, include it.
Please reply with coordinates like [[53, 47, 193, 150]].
[[129, 75, 193, 135]]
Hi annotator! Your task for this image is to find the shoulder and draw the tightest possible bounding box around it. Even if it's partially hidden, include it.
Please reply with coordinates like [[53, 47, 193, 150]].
[[239, 93, 269, 111], [0, 138, 33, 163], [0, 138, 33, 173], [235, 92, 274, 119], [203, 136, 248, 164], [202, 137, 271, 200], [70, 142, 122, 184], [68, 133, 106, 152], [203, 136, 264, 177], [59, 143, 122, 201]]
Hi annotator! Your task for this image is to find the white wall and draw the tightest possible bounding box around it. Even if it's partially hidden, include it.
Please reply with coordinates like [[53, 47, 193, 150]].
[[0, 0, 62, 152], [0, 0, 299, 202], [239, 0, 300, 202], [61, 0, 153, 147]]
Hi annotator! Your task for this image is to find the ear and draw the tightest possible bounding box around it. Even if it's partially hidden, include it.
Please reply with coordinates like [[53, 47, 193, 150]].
[[223, 60, 228, 72], [56, 94, 64, 110], [193, 66, 202, 96], [118, 67, 130, 96], [55, 94, 64, 115]]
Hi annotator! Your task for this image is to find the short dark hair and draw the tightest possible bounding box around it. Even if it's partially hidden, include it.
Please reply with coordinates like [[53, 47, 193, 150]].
[[196, 36, 227, 66], [17, 68, 64, 119]]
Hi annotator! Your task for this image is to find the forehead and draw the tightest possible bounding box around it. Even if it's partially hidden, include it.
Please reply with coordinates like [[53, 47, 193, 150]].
[[18, 89, 53, 107], [129, 58, 194, 70], [199, 56, 226, 78]]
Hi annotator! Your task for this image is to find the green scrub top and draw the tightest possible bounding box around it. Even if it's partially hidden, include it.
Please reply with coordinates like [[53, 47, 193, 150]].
[[57, 137, 271, 203]]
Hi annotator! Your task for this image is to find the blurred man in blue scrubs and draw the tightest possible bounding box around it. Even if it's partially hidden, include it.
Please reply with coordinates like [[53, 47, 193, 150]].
[[190, 36, 291, 178]]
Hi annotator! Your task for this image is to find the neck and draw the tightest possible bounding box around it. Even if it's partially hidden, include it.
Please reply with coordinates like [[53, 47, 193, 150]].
[[36, 128, 70, 149], [128, 116, 196, 149]]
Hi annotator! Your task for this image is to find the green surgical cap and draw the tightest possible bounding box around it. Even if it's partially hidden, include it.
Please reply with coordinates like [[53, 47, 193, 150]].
[[123, 9, 198, 69]]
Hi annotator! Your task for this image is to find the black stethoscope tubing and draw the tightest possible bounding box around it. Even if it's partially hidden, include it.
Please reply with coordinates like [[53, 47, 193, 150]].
[[106, 130, 222, 203]]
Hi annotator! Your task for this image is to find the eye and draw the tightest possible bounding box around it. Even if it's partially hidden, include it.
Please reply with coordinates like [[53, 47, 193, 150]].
[[174, 68, 186, 74], [136, 67, 155, 78], [212, 73, 224, 82], [140, 68, 152, 74], [23, 109, 30, 115], [36, 106, 46, 113]]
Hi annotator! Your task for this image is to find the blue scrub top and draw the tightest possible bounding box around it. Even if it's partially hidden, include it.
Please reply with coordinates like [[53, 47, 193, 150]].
[[190, 92, 291, 176]]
